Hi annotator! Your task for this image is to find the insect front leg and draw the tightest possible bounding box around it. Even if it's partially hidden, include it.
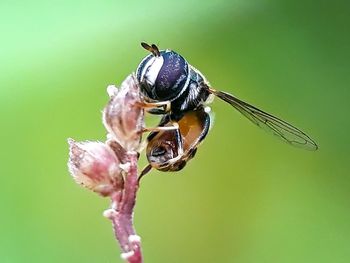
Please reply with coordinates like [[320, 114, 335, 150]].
[[136, 100, 171, 115]]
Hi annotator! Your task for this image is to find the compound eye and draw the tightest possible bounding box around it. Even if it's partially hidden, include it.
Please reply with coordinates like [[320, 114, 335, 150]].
[[153, 51, 188, 101], [139, 82, 153, 100]]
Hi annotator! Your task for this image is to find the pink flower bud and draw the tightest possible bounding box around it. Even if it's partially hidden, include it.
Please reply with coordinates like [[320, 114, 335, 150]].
[[67, 139, 123, 197], [103, 74, 144, 151]]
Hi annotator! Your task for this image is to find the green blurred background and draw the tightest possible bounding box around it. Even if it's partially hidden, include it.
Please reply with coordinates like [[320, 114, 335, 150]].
[[1, 0, 350, 262]]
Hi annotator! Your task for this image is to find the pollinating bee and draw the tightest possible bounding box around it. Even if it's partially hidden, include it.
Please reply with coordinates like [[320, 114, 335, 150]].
[[136, 42, 318, 175]]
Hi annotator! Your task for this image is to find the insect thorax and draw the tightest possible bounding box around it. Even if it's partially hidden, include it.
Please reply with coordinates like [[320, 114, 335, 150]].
[[170, 66, 211, 113]]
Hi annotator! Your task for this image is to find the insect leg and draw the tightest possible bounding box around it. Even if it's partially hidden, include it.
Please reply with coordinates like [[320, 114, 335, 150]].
[[136, 100, 171, 114], [138, 164, 152, 182], [141, 122, 179, 133]]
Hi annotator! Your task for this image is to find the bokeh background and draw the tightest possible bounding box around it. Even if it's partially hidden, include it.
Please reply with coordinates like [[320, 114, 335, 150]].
[[1, 0, 350, 262]]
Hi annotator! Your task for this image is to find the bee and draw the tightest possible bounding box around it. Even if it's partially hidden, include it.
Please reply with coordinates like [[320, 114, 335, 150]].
[[136, 42, 318, 175]]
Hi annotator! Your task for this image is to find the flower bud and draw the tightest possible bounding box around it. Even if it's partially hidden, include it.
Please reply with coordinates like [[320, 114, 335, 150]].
[[103, 74, 144, 151], [67, 139, 123, 197]]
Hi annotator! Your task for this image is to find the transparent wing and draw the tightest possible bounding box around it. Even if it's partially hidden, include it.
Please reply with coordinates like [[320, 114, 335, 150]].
[[210, 89, 318, 150]]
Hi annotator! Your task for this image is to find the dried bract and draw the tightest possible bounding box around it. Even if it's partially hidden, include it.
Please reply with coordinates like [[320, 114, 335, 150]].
[[67, 139, 123, 196], [103, 74, 144, 151]]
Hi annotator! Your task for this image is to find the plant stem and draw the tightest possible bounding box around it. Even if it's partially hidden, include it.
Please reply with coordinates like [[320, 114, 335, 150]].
[[106, 152, 143, 263]]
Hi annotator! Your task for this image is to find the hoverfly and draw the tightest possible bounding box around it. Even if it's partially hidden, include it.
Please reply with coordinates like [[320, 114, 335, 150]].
[[136, 43, 318, 175]]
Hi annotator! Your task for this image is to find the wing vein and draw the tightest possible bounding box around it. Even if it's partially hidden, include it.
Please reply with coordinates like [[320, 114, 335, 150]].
[[209, 89, 318, 150]]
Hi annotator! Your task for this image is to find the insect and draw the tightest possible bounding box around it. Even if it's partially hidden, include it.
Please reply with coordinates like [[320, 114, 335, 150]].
[[136, 42, 318, 174]]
